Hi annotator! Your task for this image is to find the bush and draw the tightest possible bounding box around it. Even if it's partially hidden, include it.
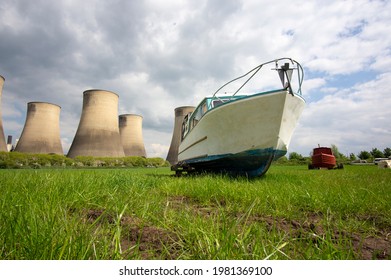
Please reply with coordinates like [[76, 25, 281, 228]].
[[147, 157, 170, 167], [0, 152, 169, 169]]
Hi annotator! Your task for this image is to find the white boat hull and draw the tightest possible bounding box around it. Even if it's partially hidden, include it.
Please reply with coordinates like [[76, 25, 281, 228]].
[[177, 90, 305, 176]]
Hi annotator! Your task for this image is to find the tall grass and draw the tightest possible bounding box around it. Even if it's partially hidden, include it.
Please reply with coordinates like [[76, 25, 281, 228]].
[[0, 165, 390, 259]]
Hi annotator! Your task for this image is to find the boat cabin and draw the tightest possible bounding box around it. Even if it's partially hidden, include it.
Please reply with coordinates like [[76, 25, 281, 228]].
[[181, 96, 244, 140], [313, 147, 333, 156]]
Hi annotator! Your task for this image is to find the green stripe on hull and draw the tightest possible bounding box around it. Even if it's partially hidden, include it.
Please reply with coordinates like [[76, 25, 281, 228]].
[[181, 148, 286, 177]]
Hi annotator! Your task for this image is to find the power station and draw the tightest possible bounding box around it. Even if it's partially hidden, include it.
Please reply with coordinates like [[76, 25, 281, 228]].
[[166, 106, 195, 165], [0, 75, 7, 152], [67, 89, 125, 158], [14, 102, 63, 154], [119, 114, 147, 157]]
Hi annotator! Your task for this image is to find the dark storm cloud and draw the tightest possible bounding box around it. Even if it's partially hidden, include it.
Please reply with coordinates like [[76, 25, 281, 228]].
[[1, 2, 74, 72]]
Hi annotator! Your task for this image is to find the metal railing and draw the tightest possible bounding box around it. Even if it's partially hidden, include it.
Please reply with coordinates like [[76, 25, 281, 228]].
[[211, 58, 304, 100]]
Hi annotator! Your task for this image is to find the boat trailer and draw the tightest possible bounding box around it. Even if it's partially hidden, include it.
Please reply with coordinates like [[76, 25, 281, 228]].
[[171, 162, 196, 177]]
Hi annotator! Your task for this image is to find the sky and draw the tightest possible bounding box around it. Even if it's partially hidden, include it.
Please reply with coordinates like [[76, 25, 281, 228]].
[[0, 0, 390, 158]]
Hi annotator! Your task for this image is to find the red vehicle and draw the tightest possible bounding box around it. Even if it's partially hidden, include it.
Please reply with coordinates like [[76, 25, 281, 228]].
[[309, 146, 343, 169]]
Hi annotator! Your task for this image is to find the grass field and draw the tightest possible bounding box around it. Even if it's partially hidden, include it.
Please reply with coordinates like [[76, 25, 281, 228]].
[[0, 164, 390, 260]]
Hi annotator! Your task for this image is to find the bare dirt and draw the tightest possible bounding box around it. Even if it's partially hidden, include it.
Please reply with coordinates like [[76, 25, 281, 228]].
[[80, 208, 181, 259], [257, 214, 390, 260], [76, 199, 390, 259], [166, 195, 390, 260]]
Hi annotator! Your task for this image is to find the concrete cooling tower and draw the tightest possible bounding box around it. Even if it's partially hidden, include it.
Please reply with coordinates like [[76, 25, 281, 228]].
[[0, 75, 7, 152], [166, 106, 195, 165], [119, 114, 147, 157], [67, 89, 125, 158], [14, 102, 63, 154]]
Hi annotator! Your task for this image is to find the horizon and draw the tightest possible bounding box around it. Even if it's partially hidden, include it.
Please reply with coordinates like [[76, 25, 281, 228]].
[[1, 0, 390, 158]]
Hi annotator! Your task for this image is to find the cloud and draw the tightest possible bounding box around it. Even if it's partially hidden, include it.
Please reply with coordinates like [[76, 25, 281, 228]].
[[290, 72, 391, 155], [0, 0, 390, 159]]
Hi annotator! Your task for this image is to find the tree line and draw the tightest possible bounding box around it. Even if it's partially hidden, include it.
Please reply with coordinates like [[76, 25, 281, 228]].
[[0, 152, 169, 169], [330, 145, 390, 161], [280, 145, 391, 165]]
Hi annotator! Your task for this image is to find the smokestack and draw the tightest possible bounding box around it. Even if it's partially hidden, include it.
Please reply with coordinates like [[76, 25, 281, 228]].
[[6, 135, 12, 152], [166, 106, 195, 165], [119, 114, 147, 157], [0, 75, 7, 152], [67, 89, 125, 158], [14, 102, 63, 154]]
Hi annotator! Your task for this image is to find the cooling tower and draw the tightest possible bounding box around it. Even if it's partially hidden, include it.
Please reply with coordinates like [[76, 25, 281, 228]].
[[67, 89, 125, 158], [166, 106, 195, 165], [0, 75, 7, 152], [14, 102, 63, 154], [119, 114, 147, 157]]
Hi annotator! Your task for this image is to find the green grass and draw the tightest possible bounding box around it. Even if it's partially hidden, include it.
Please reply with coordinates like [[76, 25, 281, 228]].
[[0, 165, 390, 260]]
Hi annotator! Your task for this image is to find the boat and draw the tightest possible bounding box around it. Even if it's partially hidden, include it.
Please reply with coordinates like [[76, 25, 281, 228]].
[[309, 146, 343, 169], [172, 58, 306, 177]]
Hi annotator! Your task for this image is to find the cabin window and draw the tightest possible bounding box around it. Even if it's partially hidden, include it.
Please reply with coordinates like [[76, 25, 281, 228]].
[[212, 98, 230, 108], [183, 100, 209, 137], [181, 114, 190, 140], [201, 102, 207, 114], [212, 100, 223, 107], [195, 106, 202, 119]]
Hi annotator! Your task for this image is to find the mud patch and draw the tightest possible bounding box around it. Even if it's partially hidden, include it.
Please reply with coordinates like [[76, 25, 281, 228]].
[[163, 198, 391, 259], [340, 231, 390, 260], [73, 205, 390, 260], [84, 208, 117, 224], [120, 225, 181, 259], [253, 214, 390, 260], [75, 207, 181, 259]]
